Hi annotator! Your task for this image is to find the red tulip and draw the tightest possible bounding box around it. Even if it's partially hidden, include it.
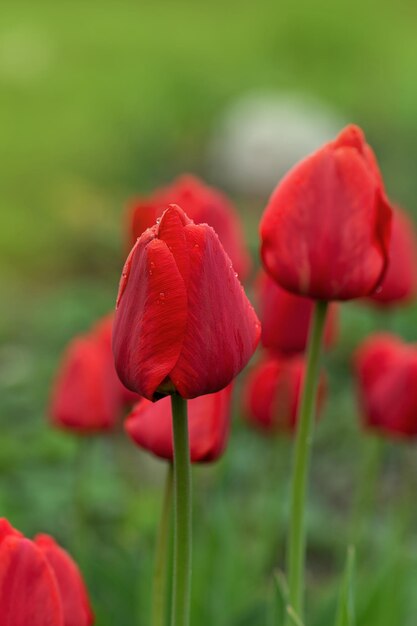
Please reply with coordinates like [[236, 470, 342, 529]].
[[127, 174, 251, 280], [355, 334, 417, 438], [260, 125, 392, 300], [113, 204, 261, 401], [256, 270, 338, 355], [126, 385, 232, 462], [244, 355, 326, 433], [0, 519, 93, 626], [368, 207, 417, 306], [50, 315, 139, 433]]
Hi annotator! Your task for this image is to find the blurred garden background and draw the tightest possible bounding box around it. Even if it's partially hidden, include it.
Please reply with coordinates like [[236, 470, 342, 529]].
[[1, 1, 417, 624]]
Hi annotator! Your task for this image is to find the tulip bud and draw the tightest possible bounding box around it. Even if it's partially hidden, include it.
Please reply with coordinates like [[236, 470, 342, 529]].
[[127, 174, 251, 280], [126, 385, 232, 462], [244, 355, 326, 433], [0, 519, 93, 626], [355, 334, 417, 438], [113, 204, 260, 400], [256, 270, 338, 355], [260, 125, 393, 300], [50, 315, 139, 433]]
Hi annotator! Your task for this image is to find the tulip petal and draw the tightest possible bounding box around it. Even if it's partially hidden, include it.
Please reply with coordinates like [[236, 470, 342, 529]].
[[113, 234, 188, 400], [35, 535, 94, 626], [370, 208, 417, 305], [157, 204, 191, 285], [0, 535, 63, 626], [169, 224, 260, 398]]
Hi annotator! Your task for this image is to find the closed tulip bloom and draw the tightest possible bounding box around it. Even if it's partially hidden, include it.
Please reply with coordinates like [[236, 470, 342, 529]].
[[368, 208, 417, 306], [244, 355, 326, 433], [257, 270, 338, 354], [260, 124, 392, 300], [128, 174, 251, 279], [126, 385, 232, 462], [113, 204, 260, 401], [50, 315, 139, 433], [0, 519, 93, 626], [355, 334, 417, 438]]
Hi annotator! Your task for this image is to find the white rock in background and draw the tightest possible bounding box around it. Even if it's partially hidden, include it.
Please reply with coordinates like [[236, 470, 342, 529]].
[[207, 92, 344, 197]]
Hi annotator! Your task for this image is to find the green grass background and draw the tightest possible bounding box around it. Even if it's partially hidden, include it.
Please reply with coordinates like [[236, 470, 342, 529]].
[[1, 1, 417, 624]]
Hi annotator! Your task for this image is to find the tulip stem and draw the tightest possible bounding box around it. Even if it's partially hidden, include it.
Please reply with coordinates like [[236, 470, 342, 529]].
[[151, 463, 174, 626], [286, 299, 328, 623], [171, 394, 192, 626]]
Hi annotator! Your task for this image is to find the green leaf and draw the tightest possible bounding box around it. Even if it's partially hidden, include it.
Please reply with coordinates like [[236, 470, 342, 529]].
[[335, 546, 356, 626]]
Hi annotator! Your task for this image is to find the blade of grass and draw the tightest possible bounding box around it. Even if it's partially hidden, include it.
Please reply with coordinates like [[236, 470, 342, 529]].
[[335, 546, 355, 626]]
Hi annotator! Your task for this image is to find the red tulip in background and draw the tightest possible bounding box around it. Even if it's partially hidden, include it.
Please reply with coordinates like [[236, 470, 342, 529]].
[[113, 204, 261, 401], [126, 385, 233, 462], [0, 518, 93, 626], [260, 124, 393, 300], [244, 355, 326, 433], [50, 315, 139, 433], [127, 174, 251, 280], [355, 333, 417, 438], [256, 270, 338, 354], [368, 207, 417, 306]]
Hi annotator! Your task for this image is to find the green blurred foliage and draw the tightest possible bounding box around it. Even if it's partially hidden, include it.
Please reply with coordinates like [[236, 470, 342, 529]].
[[1, 1, 417, 625]]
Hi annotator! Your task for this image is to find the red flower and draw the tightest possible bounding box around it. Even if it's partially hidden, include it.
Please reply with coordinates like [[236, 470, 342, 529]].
[[0, 519, 93, 626], [50, 315, 139, 433], [125, 385, 232, 462], [260, 125, 392, 300], [355, 334, 417, 438], [244, 355, 326, 433], [113, 205, 260, 401], [127, 174, 251, 280], [368, 207, 417, 306], [256, 270, 338, 355]]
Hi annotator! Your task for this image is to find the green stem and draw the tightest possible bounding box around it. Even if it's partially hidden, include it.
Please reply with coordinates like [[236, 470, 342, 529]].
[[170, 394, 192, 626], [349, 436, 382, 549], [286, 300, 328, 622], [151, 464, 174, 626]]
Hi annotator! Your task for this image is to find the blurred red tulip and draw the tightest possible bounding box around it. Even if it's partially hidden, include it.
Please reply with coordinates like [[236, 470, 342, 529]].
[[126, 385, 233, 462], [244, 355, 326, 433], [0, 519, 93, 626], [127, 174, 251, 280], [113, 205, 260, 401], [355, 334, 417, 438], [260, 124, 392, 300], [368, 208, 417, 306], [256, 270, 338, 355], [50, 315, 139, 433]]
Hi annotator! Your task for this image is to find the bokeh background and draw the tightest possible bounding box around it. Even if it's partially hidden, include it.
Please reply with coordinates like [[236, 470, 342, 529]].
[[1, 2, 417, 624]]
